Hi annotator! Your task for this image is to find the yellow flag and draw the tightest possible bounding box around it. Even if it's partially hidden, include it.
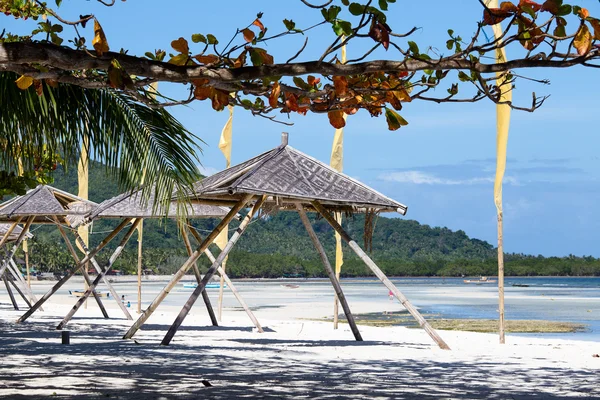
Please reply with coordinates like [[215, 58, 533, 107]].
[[489, 0, 512, 213], [331, 39, 347, 275], [17, 158, 28, 252], [218, 105, 234, 169], [76, 136, 89, 254]]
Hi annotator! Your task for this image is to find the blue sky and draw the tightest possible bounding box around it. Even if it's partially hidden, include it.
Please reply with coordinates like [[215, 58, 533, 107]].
[[4, 1, 600, 256]]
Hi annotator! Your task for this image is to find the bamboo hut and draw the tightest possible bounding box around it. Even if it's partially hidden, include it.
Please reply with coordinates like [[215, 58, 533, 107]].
[[9, 185, 132, 323], [125, 133, 450, 350], [45, 186, 263, 332]]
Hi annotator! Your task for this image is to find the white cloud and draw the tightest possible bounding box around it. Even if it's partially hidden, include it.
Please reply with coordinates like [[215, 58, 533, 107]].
[[379, 171, 519, 186]]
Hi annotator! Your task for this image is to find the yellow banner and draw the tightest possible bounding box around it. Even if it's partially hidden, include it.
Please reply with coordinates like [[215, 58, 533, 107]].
[[76, 137, 89, 253], [489, 0, 512, 213], [17, 158, 27, 252], [218, 105, 234, 169]]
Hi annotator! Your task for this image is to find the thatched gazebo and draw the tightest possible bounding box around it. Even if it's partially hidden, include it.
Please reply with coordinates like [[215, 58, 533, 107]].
[[12, 185, 132, 323], [42, 186, 263, 332], [125, 133, 450, 350]]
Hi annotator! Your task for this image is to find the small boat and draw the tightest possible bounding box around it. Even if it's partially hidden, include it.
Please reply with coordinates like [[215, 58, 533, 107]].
[[281, 284, 300, 289], [463, 276, 497, 284], [69, 290, 110, 298], [512, 283, 530, 287], [182, 282, 226, 289]]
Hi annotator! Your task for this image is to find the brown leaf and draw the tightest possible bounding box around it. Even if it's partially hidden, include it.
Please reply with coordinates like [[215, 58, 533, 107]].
[[500, 2, 518, 12], [519, 0, 542, 12], [385, 108, 408, 131], [578, 8, 590, 19], [33, 79, 43, 96], [194, 54, 220, 64], [211, 89, 230, 111], [368, 22, 390, 50], [92, 19, 109, 56], [332, 76, 348, 96], [328, 110, 346, 129], [540, 0, 560, 14], [45, 79, 59, 88], [194, 86, 212, 101], [589, 18, 600, 40], [307, 75, 320, 87], [574, 24, 593, 55], [269, 81, 280, 108], [233, 51, 247, 68], [15, 75, 33, 90], [171, 37, 189, 54], [242, 28, 255, 43], [483, 8, 513, 26], [252, 18, 266, 33]]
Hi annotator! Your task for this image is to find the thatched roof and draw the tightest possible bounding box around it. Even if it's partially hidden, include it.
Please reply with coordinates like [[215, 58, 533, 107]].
[[186, 136, 407, 215], [85, 186, 231, 222], [0, 223, 33, 242], [0, 185, 97, 224]]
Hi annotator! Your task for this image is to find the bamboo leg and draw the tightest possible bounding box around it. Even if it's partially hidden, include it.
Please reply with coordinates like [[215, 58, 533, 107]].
[[56, 219, 142, 329], [188, 226, 264, 333], [180, 223, 218, 326], [333, 212, 342, 329], [53, 219, 108, 318], [25, 240, 30, 291], [137, 220, 143, 314], [312, 201, 451, 350], [72, 221, 138, 321], [3, 274, 18, 310], [7, 276, 32, 308], [123, 194, 253, 340], [161, 196, 265, 345], [8, 259, 40, 308], [0, 216, 34, 278], [17, 218, 130, 323], [498, 212, 505, 344], [296, 204, 362, 341]]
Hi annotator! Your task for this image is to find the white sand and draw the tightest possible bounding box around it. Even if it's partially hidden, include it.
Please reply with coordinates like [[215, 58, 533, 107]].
[[1, 283, 599, 399]]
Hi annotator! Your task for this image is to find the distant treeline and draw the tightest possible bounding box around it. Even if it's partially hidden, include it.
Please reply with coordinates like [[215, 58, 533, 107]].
[[17, 160, 600, 278]]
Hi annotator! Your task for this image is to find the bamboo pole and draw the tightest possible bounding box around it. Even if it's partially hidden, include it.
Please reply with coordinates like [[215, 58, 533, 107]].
[[53, 218, 108, 318], [17, 218, 130, 323], [3, 274, 18, 310], [123, 194, 253, 340], [56, 219, 141, 329], [187, 225, 264, 333], [73, 230, 133, 320], [498, 212, 505, 344], [333, 212, 342, 329], [7, 276, 32, 308], [296, 204, 362, 341], [217, 257, 226, 322], [0, 216, 34, 278], [0, 217, 23, 249], [180, 222, 218, 326], [137, 219, 143, 314], [24, 240, 30, 292], [160, 196, 265, 345], [7, 259, 40, 307], [312, 201, 451, 350]]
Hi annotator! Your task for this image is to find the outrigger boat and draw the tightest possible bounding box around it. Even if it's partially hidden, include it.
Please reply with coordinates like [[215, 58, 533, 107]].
[[463, 276, 497, 284], [182, 282, 226, 289], [69, 290, 111, 298]]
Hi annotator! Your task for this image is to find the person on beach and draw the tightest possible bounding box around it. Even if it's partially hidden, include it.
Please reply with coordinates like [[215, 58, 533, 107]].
[[389, 290, 394, 300], [121, 295, 125, 303]]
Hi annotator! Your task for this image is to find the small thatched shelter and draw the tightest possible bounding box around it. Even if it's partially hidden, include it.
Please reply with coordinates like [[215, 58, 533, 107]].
[[125, 133, 449, 350]]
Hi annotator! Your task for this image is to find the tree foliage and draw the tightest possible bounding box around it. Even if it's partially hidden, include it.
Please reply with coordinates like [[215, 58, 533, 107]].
[[1, 0, 599, 134]]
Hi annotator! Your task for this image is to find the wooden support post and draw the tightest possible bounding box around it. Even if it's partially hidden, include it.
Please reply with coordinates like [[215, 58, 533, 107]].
[[24, 240, 30, 293], [7, 259, 40, 307], [0, 216, 34, 278], [296, 204, 362, 341], [17, 218, 130, 323], [56, 219, 141, 329], [498, 212, 505, 344], [187, 225, 264, 333], [180, 222, 218, 326], [3, 274, 18, 310], [71, 221, 138, 322], [123, 194, 253, 340], [137, 219, 143, 314], [312, 201, 451, 350], [161, 196, 265, 346], [7, 276, 32, 308], [53, 218, 108, 318], [0, 217, 23, 249]]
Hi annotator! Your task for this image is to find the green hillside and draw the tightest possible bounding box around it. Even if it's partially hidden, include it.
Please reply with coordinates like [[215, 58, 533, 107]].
[[19, 161, 600, 277]]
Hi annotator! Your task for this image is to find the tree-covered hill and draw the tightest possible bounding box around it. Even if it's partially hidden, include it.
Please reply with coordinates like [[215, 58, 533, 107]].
[[19, 161, 600, 277]]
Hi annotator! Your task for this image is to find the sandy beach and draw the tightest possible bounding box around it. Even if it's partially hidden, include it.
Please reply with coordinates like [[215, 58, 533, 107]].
[[1, 278, 599, 399]]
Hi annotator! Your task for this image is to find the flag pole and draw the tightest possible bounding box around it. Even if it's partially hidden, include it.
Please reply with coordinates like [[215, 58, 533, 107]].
[[77, 136, 90, 309]]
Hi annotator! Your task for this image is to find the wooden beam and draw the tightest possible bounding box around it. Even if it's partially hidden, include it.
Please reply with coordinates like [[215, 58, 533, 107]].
[[17, 218, 130, 323], [0, 216, 34, 278], [7, 259, 40, 308], [188, 225, 264, 333], [7, 276, 32, 308], [3, 274, 18, 310], [137, 220, 143, 314], [160, 196, 266, 345], [0, 217, 23, 248], [53, 218, 108, 318], [295, 204, 362, 341], [123, 194, 254, 340], [180, 222, 218, 327], [312, 200, 451, 350], [56, 218, 142, 329]]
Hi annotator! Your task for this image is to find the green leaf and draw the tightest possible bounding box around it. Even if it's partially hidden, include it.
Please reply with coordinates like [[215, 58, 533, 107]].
[[348, 3, 365, 16], [341, 0, 349, 5], [446, 39, 454, 50], [458, 71, 471, 82], [283, 19, 296, 31], [378, 0, 388, 11], [557, 4, 572, 16], [407, 41, 419, 55], [332, 20, 352, 36], [191, 33, 206, 44], [206, 34, 218, 45], [385, 108, 408, 131], [448, 29, 454, 37], [321, 5, 341, 21]]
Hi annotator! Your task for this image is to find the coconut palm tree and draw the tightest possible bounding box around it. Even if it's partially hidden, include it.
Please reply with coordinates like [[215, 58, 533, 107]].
[[0, 72, 201, 203]]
